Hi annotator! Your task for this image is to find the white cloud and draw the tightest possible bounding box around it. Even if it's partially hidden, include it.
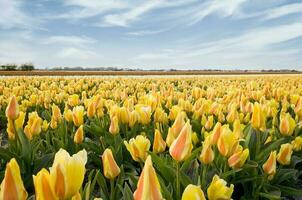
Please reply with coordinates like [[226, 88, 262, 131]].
[[0, 0, 31, 29], [42, 35, 96, 46], [56, 47, 98, 59], [127, 29, 167, 36], [264, 3, 302, 19]]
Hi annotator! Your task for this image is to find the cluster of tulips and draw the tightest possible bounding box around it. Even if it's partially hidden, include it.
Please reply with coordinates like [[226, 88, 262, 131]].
[[0, 76, 302, 199]]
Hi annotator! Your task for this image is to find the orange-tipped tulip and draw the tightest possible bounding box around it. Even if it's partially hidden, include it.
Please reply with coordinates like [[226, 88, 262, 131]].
[[33, 168, 58, 200], [153, 129, 166, 153], [133, 156, 163, 200], [182, 184, 206, 200], [228, 147, 249, 169], [169, 121, 193, 162], [279, 113, 296, 136], [262, 151, 277, 179], [124, 135, 151, 162], [102, 148, 121, 179], [6, 96, 20, 120], [251, 103, 266, 131], [207, 175, 234, 200], [217, 125, 239, 157], [74, 125, 84, 144], [0, 158, 28, 200], [72, 106, 85, 127], [166, 112, 186, 146], [199, 136, 214, 164], [109, 115, 120, 135], [211, 122, 222, 145], [277, 143, 293, 165]]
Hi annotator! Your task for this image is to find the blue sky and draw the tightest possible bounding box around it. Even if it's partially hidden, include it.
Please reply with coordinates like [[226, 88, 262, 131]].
[[0, 0, 302, 70]]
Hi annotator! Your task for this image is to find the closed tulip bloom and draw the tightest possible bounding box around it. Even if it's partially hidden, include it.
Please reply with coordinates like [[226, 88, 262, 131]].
[[291, 136, 302, 151], [87, 100, 96, 118], [166, 112, 186, 146], [15, 111, 25, 130], [33, 168, 58, 200], [136, 105, 152, 125], [6, 120, 16, 140], [102, 148, 121, 179], [199, 136, 214, 164], [0, 158, 28, 200], [109, 116, 120, 135], [42, 120, 49, 132], [277, 143, 293, 165], [211, 122, 222, 145], [182, 184, 206, 200], [50, 149, 87, 199], [119, 107, 129, 124], [207, 175, 234, 200], [133, 156, 163, 200], [50, 104, 62, 129], [72, 106, 85, 127], [262, 151, 277, 179], [153, 129, 166, 153], [251, 103, 266, 131], [279, 113, 296, 136], [74, 125, 84, 144], [68, 94, 80, 107], [233, 119, 243, 139], [169, 121, 193, 162], [129, 110, 139, 128], [205, 115, 214, 131], [24, 112, 42, 140], [217, 126, 239, 157], [64, 109, 73, 122], [6, 95, 20, 120], [124, 135, 151, 162], [228, 147, 249, 169]]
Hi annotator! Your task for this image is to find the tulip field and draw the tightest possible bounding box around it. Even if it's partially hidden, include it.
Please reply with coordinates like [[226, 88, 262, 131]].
[[1, 75, 302, 200]]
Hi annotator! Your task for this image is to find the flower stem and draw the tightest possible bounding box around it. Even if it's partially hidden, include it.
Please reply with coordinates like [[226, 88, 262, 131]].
[[176, 162, 180, 200], [110, 179, 115, 200]]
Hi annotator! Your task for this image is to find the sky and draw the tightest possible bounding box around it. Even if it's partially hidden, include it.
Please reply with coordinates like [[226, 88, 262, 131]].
[[0, 0, 302, 70]]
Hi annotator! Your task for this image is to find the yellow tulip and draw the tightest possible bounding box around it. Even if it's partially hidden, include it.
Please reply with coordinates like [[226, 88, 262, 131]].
[[279, 113, 296, 136], [262, 151, 277, 179], [33, 168, 58, 200], [119, 107, 129, 124], [50, 149, 87, 199], [109, 115, 119, 135], [182, 184, 206, 200], [6, 95, 20, 120], [251, 103, 266, 131], [102, 148, 121, 179], [204, 115, 214, 131], [72, 106, 85, 127], [124, 135, 151, 162], [166, 112, 186, 147], [136, 105, 152, 125], [68, 94, 80, 107], [24, 112, 42, 140], [153, 129, 166, 153], [0, 158, 28, 200], [217, 125, 239, 157], [64, 109, 73, 122], [42, 120, 49, 132], [15, 111, 25, 130], [233, 119, 243, 139], [207, 175, 234, 200], [129, 110, 139, 128], [228, 147, 249, 169], [199, 136, 214, 164], [74, 125, 84, 144], [50, 104, 62, 129], [87, 100, 96, 118], [277, 143, 293, 165], [291, 136, 302, 151], [133, 156, 163, 200], [211, 122, 221, 145], [169, 121, 193, 162], [6, 119, 16, 140]]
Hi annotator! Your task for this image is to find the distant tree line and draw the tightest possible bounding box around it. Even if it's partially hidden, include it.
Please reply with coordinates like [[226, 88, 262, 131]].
[[0, 63, 35, 71]]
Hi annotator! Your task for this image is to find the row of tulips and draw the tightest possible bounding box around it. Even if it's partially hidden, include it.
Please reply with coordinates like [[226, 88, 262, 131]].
[[1, 76, 302, 199]]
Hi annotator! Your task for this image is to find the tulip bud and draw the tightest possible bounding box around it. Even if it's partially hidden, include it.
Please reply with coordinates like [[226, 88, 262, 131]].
[[109, 116, 120, 135], [207, 175, 234, 200], [119, 107, 129, 124], [205, 115, 214, 131], [68, 94, 80, 107], [277, 143, 293, 165], [291, 136, 302, 151], [42, 120, 49, 131], [33, 169, 57, 199], [279, 113, 296, 136], [228, 147, 249, 169], [64, 109, 73, 122], [102, 148, 121, 179], [199, 136, 214, 164], [233, 119, 243, 139], [169, 121, 193, 162], [211, 122, 221, 145], [217, 125, 239, 157], [72, 106, 85, 127], [133, 156, 163, 200], [182, 184, 206, 200], [262, 151, 277, 180], [129, 110, 139, 128], [24, 112, 43, 140], [124, 135, 151, 162], [74, 125, 84, 144], [251, 103, 266, 131], [0, 158, 28, 200], [153, 129, 166, 153], [166, 112, 186, 147], [6, 95, 20, 120]]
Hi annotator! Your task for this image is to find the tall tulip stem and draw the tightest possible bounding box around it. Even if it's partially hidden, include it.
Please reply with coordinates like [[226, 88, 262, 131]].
[[110, 179, 115, 200], [176, 162, 180, 200]]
